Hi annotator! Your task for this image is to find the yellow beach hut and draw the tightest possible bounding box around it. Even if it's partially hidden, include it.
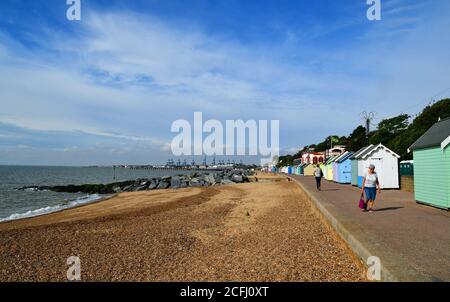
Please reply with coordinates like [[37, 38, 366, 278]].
[[321, 162, 327, 177], [324, 155, 337, 180], [303, 164, 316, 176]]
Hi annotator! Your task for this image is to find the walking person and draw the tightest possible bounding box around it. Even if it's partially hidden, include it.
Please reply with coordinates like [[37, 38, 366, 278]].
[[314, 165, 323, 191], [361, 164, 381, 213]]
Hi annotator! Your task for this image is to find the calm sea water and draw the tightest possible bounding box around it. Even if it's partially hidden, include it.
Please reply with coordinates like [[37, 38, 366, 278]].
[[0, 166, 191, 222]]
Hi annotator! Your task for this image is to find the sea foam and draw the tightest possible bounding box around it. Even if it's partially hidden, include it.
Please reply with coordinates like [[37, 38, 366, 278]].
[[0, 194, 102, 223]]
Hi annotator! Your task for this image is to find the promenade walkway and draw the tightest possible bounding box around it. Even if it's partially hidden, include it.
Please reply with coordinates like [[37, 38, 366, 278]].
[[290, 175, 450, 281]]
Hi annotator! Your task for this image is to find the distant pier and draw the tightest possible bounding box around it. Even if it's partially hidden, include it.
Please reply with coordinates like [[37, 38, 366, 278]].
[[112, 165, 233, 172]]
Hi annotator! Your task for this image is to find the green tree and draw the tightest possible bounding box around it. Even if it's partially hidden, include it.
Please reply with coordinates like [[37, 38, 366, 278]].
[[387, 98, 450, 159], [315, 135, 347, 152], [277, 98, 449, 163], [346, 125, 367, 151], [370, 114, 410, 146], [276, 155, 295, 168]]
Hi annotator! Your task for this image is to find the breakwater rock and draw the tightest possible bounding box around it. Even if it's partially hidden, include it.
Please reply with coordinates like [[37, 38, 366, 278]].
[[18, 170, 254, 194]]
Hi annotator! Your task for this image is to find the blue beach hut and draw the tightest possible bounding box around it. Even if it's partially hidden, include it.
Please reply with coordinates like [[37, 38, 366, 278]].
[[336, 152, 354, 184], [287, 166, 293, 174], [332, 152, 348, 182]]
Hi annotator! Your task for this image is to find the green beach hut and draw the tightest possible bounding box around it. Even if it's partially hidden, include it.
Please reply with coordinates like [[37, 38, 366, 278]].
[[299, 163, 307, 175], [400, 160, 414, 176], [409, 118, 450, 210]]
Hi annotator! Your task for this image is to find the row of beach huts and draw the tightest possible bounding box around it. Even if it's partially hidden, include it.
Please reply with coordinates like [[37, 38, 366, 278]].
[[281, 143, 400, 189], [277, 117, 450, 210]]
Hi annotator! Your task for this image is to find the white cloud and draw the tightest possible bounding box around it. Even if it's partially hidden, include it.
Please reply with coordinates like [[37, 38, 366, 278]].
[[1, 11, 364, 135], [0, 3, 450, 164]]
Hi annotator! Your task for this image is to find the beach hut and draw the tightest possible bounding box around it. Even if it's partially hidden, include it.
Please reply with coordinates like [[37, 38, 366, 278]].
[[324, 155, 337, 181], [409, 118, 450, 209], [353, 144, 400, 189], [287, 166, 293, 174], [320, 162, 327, 177], [350, 145, 374, 186], [332, 152, 349, 182], [324, 159, 331, 180], [301, 164, 308, 175], [303, 163, 325, 177], [297, 164, 304, 175], [336, 152, 354, 184], [399, 160, 414, 176], [303, 164, 316, 176]]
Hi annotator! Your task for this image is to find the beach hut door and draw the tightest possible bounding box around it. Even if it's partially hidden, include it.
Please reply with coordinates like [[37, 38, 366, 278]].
[[368, 159, 382, 187]]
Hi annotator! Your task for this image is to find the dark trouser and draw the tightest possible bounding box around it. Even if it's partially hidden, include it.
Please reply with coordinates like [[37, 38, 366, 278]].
[[315, 177, 322, 189]]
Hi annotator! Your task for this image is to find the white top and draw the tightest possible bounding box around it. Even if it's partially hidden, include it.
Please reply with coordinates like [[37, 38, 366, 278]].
[[314, 167, 322, 177], [364, 172, 378, 188]]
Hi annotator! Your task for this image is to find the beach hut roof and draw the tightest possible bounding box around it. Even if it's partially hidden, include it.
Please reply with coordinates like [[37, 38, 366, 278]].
[[349, 145, 373, 160], [409, 117, 450, 151], [360, 144, 400, 159], [400, 160, 413, 164], [353, 145, 378, 159], [332, 151, 349, 163], [325, 155, 337, 164], [336, 152, 354, 163], [330, 154, 340, 161]]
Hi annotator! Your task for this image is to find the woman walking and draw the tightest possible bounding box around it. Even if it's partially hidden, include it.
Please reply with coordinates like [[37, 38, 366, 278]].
[[361, 164, 381, 212], [314, 165, 323, 191]]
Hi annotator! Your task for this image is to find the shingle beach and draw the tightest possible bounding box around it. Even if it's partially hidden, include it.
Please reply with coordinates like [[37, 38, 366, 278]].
[[0, 177, 365, 281]]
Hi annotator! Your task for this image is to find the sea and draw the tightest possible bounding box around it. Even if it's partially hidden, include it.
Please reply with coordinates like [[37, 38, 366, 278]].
[[0, 166, 192, 223]]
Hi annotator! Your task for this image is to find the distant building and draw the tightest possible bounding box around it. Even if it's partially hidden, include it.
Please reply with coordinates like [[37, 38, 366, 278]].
[[262, 157, 279, 172], [325, 145, 346, 159], [301, 152, 325, 165]]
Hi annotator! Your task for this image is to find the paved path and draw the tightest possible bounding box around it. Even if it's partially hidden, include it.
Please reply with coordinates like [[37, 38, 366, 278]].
[[290, 175, 450, 281]]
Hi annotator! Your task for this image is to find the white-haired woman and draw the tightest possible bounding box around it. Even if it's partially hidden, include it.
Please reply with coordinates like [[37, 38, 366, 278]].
[[361, 164, 381, 212]]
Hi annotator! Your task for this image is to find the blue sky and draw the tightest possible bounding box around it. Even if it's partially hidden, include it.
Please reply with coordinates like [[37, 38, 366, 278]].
[[1, 0, 449, 165]]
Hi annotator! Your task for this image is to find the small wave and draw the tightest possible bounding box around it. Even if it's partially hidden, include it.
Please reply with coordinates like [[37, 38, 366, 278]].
[[0, 194, 103, 223]]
